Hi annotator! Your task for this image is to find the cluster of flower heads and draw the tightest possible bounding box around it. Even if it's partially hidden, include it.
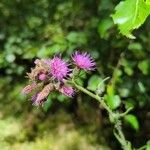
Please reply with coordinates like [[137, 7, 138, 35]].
[[22, 51, 95, 106]]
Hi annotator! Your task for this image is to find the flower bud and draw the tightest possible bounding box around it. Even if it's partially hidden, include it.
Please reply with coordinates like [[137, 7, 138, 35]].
[[59, 86, 75, 97], [22, 83, 36, 94], [33, 83, 54, 106], [38, 73, 46, 81]]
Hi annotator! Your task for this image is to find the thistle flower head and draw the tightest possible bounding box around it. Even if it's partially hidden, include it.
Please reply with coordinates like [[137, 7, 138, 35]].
[[34, 59, 40, 65], [72, 51, 95, 70], [38, 73, 46, 81], [49, 56, 70, 80], [23, 51, 96, 106], [22, 83, 37, 94], [32, 84, 54, 106], [27, 59, 49, 80], [32, 93, 46, 106], [31, 93, 38, 103], [59, 86, 75, 97]]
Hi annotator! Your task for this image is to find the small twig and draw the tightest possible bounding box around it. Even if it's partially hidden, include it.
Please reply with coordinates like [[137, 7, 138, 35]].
[[136, 145, 147, 150], [118, 107, 133, 118]]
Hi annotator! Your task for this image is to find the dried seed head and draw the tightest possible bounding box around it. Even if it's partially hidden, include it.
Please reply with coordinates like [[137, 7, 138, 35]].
[[22, 83, 37, 94], [33, 83, 54, 106], [27, 59, 50, 80]]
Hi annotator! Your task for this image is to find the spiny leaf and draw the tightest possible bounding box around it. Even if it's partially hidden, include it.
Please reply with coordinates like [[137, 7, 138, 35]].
[[112, 0, 150, 39]]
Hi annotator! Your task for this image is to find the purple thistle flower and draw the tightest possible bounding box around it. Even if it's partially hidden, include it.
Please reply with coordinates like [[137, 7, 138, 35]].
[[72, 51, 95, 70], [48, 56, 70, 80], [38, 73, 46, 81], [59, 86, 75, 97]]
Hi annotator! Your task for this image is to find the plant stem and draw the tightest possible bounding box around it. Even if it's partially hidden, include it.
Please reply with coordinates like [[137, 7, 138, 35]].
[[118, 107, 133, 118], [72, 79, 130, 150], [72, 80, 113, 114]]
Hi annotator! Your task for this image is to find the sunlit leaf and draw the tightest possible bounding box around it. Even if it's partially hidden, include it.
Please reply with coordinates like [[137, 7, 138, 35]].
[[105, 95, 121, 110], [124, 114, 139, 131], [112, 0, 150, 39], [105, 86, 121, 110]]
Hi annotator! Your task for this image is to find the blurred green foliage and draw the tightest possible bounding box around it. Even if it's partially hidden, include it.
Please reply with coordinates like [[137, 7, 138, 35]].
[[0, 0, 150, 149]]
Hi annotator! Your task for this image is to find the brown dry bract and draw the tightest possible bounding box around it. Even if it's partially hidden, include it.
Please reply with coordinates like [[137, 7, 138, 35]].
[[27, 59, 50, 80]]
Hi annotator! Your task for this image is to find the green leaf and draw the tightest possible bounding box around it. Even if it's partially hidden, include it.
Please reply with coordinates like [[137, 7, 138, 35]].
[[78, 70, 87, 79], [43, 97, 52, 112], [75, 78, 84, 86], [125, 99, 136, 109], [112, 0, 150, 39], [107, 85, 114, 95], [138, 60, 150, 75], [128, 42, 142, 51], [122, 59, 134, 76], [57, 95, 67, 102], [105, 85, 121, 110], [119, 88, 130, 98], [66, 32, 87, 44], [124, 114, 139, 131], [138, 82, 146, 93], [98, 18, 113, 39], [146, 141, 150, 150], [105, 94, 121, 110], [87, 75, 103, 91], [147, 0, 150, 4]]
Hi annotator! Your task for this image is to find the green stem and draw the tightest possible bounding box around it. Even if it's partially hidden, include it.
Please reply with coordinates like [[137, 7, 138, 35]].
[[115, 121, 129, 149], [71, 79, 130, 150], [118, 107, 133, 118], [137, 145, 147, 150], [72, 80, 113, 115]]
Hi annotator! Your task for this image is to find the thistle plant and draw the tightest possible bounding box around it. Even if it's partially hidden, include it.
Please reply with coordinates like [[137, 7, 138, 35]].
[[22, 51, 135, 150]]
